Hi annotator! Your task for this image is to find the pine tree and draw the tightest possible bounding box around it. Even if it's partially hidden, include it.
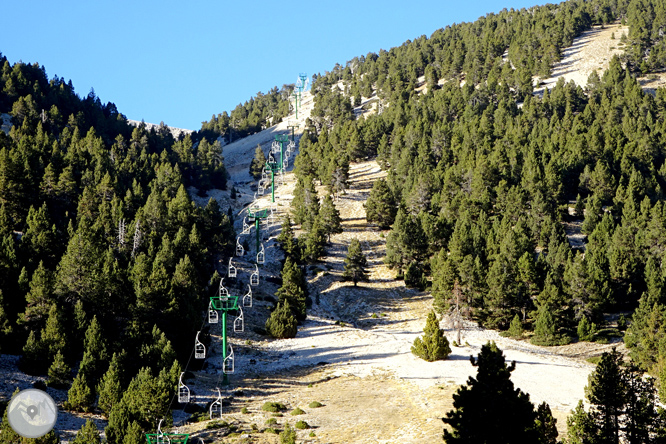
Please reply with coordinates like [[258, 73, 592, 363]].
[[65, 368, 95, 412], [249, 144, 267, 180], [507, 314, 524, 339], [20, 329, 46, 374], [443, 342, 546, 443], [123, 421, 144, 444], [365, 178, 397, 229], [318, 195, 343, 242], [47, 349, 71, 388], [72, 419, 101, 444], [266, 300, 298, 339], [19, 261, 54, 329], [343, 238, 368, 286], [39, 303, 67, 361], [79, 315, 108, 383], [566, 400, 599, 444], [534, 402, 559, 444], [97, 351, 125, 417], [411, 311, 451, 361], [585, 348, 626, 444]]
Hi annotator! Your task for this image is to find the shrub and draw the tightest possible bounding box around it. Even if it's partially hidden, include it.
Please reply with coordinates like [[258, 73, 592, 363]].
[[295, 420, 310, 429], [506, 314, 524, 339], [280, 423, 297, 444], [266, 418, 278, 425], [291, 407, 305, 415], [206, 420, 229, 430], [308, 401, 323, 408], [404, 262, 426, 290], [309, 431, 316, 437], [411, 311, 451, 361], [241, 406, 248, 414], [264, 427, 279, 434], [262, 401, 286, 412], [265, 301, 298, 339]]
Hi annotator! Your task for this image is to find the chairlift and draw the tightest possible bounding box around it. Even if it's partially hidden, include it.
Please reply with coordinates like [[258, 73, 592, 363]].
[[234, 307, 244, 333], [178, 372, 190, 404], [243, 284, 252, 308], [228, 257, 237, 278], [258, 184, 265, 196], [268, 152, 276, 163], [208, 301, 218, 324], [219, 278, 229, 297], [257, 244, 265, 265], [241, 217, 251, 235], [209, 388, 223, 420], [224, 344, 235, 374], [235, 237, 244, 257], [194, 331, 205, 359], [250, 264, 259, 286]]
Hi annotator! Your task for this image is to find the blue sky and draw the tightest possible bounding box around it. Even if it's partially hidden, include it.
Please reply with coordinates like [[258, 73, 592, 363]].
[[3, 0, 546, 130]]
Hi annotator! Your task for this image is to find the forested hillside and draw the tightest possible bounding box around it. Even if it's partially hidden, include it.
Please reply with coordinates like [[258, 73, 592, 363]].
[[0, 54, 235, 442], [295, 0, 666, 389]]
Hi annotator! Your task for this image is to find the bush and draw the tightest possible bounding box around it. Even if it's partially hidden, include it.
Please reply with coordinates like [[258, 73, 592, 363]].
[[262, 401, 286, 412], [266, 418, 278, 425], [295, 420, 310, 429], [404, 262, 426, 290], [264, 427, 279, 434], [411, 311, 451, 361], [241, 406, 249, 414], [308, 401, 323, 408], [291, 407, 305, 415], [506, 314, 524, 339], [577, 316, 597, 342], [265, 301, 298, 339], [280, 423, 297, 444], [206, 420, 229, 429]]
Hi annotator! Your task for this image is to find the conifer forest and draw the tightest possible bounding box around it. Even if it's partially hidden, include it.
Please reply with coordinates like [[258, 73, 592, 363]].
[[5, 0, 666, 442]]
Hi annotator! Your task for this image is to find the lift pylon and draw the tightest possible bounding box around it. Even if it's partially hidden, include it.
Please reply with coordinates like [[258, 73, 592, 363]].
[[146, 420, 190, 444], [209, 292, 240, 385], [247, 207, 269, 255]]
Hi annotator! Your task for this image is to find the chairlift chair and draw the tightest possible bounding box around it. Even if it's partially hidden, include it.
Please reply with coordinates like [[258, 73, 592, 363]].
[[219, 279, 229, 297], [241, 217, 251, 235], [235, 237, 244, 257], [194, 331, 205, 359], [250, 264, 259, 286], [224, 344, 235, 374], [258, 183, 265, 196], [243, 284, 252, 308], [178, 372, 190, 404], [268, 153, 276, 164], [257, 244, 265, 265], [208, 301, 218, 324], [228, 257, 237, 278], [209, 388, 223, 420], [234, 307, 244, 333]]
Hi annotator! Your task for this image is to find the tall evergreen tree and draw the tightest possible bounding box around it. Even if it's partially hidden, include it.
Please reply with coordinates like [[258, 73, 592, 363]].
[[317, 194, 343, 242], [365, 178, 397, 229], [343, 238, 368, 286], [443, 342, 548, 443], [249, 144, 267, 180]]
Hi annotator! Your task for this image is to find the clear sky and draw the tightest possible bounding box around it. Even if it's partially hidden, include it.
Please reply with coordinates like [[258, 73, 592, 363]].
[[2, 0, 547, 131]]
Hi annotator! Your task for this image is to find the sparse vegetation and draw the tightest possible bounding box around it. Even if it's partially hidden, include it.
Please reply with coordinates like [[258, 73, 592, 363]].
[[262, 402, 287, 413]]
